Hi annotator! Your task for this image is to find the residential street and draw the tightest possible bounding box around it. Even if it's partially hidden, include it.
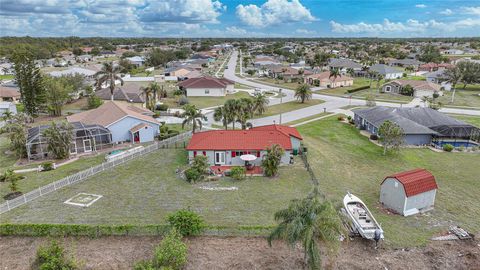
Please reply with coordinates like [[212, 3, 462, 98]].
[[202, 51, 479, 127]]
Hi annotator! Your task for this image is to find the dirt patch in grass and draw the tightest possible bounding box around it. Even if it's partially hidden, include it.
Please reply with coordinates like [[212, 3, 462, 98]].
[[0, 236, 478, 270]]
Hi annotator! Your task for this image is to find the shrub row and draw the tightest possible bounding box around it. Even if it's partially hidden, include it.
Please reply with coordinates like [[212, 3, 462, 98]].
[[0, 224, 275, 237], [346, 85, 370, 93]]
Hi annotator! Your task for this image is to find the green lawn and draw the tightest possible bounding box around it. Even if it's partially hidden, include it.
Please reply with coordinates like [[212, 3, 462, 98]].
[[187, 91, 251, 109], [437, 88, 480, 109], [297, 117, 480, 248], [255, 77, 303, 90], [0, 136, 17, 173], [0, 149, 313, 226], [0, 154, 106, 203], [448, 114, 480, 127], [286, 112, 333, 126], [252, 99, 325, 119], [0, 75, 14, 80], [316, 78, 412, 103]]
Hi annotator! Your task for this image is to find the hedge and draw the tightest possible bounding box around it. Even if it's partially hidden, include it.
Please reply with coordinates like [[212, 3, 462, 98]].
[[0, 224, 276, 237], [346, 85, 370, 93]]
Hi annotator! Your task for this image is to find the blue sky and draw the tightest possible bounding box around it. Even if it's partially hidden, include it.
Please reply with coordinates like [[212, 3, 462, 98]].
[[0, 0, 479, 37]]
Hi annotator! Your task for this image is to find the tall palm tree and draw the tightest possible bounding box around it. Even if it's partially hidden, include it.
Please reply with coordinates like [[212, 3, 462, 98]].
[[329, 68, 341, 86], [268, 192, 344, 270], [376, 74, 385, 91], [295, 84, 312, 103], [181, 104, 207, 133], [95, 62, 124, 101], [252, 93, 269, 115], [141, 85, 154, 111], [213, 106, 230, 130], [237, 98, 255, 129], [346, 68, 355, 77], [224, 99, 240, 129], [1, 111, 13, 122], [150, 82, 161, 104]]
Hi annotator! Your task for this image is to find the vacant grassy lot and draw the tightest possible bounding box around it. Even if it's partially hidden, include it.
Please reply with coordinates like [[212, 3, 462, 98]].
[[286, 112, 333, 126], [297, 117, 480, 247], [315, 78, 413, 103], [1, 150, 312, 226], [448, 114, 480, 127], [255, 77, 302, 90], [0, 136, 17, 172], [437, 88, 480, 109], [252, 99, 325, 119], [188, 91, 251, 109]]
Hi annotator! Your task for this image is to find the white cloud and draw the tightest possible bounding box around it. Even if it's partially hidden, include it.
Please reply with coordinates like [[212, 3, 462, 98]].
[[140, 0, 225, 23], [225, 26, 247, 35], [236, 0, 316, 28], [415, 4, 427, 8], [462, 6, 480, 15], [439, 9, 453, 15], [330, 19, 445, 34], [296, 29, 316, 35]]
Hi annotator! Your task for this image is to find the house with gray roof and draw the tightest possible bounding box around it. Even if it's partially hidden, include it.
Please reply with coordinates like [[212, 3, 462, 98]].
[[327, 58, 363, 74], [388, 59, 423, 69], [353, 106, 479, 147], [369, 64, 404, 79]]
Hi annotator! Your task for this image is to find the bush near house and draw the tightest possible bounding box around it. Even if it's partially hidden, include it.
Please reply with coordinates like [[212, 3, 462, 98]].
[[34, 241, 77, 270], [230, 166, 246, 180], [443, 144, 454, 152], [346, 85, 369, 93]]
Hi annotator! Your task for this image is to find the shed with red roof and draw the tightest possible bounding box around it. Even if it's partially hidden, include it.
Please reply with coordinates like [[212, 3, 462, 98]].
[[380, 168, 438, 216], [186, 124, 302, 166]]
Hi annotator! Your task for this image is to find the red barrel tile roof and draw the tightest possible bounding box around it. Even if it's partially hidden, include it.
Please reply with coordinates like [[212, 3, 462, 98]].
[[383, 168, 438, 197]]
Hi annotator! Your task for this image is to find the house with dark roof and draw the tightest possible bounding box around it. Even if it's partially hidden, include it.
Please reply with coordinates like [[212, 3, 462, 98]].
[[0, 86, 20, 103], [327, 58, 363, 72], [95, 83, 145, 107], [186, 125, 303, 166], [178, 76, 234, 97], [380, 168, 438, 216], [388, 59, 423, 69], [369, 64, 404, 79], [381, 79, 443, 98], [353, 106, 480, 147]]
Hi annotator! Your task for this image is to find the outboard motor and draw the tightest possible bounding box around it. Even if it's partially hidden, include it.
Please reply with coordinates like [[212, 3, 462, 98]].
[[374, 229, 382, 249]]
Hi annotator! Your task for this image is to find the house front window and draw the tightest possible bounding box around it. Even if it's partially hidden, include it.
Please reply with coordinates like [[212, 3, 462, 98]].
[[205, 89, 210, 94], [385, 86, 391, 92]]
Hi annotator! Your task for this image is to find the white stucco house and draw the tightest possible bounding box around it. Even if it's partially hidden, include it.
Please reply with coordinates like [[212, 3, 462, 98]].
[[186, 125, 303, 166], [126, 56, 145, 67], [178, 76, 234, 97], [380, 168, 438, 216], [370, 64, 404, 80]]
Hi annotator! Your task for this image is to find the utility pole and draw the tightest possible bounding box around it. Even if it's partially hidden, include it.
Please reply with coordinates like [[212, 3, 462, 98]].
[[279, 88, 283, 124]]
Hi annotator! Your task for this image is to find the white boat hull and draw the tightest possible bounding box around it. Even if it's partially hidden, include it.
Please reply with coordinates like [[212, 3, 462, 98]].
[[343, 193, 384, 240]]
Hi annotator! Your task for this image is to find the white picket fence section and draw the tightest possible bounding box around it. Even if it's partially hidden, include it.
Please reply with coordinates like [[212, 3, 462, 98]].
[[0, 131, 192, 215]]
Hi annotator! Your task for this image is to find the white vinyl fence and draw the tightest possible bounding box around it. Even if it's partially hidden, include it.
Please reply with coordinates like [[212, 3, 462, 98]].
[[0, 131, 192, 214]]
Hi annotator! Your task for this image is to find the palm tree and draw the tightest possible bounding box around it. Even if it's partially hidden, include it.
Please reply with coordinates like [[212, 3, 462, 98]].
[[252, 93, 269, 115], [237, 98, 255, 129], [224, 99, 240, 129], [368, 70, 378, 88], [261, 144, 285, 177], [95, 62, 124, 101], [268, 192, 344, 270], [213, 106, 230, 130], [150, 82, 161, 103], [444, 66, 463, 104], [329, 68, 341, 86], [1, 111, 13, 122], [141, 86, 153, 111], [181, 104, 207, 133], [346, 68, 355, 77], [295, 84, 312, 103], [376, 74, 385, 91]]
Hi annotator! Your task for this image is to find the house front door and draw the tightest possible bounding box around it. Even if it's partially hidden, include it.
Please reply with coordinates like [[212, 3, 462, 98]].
[[134, 131, 140, 143], [214, 151, 225, 165]]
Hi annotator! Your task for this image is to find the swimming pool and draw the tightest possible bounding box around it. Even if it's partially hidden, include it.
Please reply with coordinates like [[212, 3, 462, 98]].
[[433, 140, 479, 148]]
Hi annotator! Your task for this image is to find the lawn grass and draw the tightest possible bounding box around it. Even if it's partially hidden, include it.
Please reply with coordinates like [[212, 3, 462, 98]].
[[0, 135, 17, 172], [297, 117, 480, 248], [255, 77, 303, 90], [0, 153, 106, 203], [252, 99, 325, 119], [0, 149, 313, 226], [437, 88, 480, 108], [448, 114, 480, 127], [187, 91, 251, 109], [286, 112, 333, 126], [0, 75, 14, 80]]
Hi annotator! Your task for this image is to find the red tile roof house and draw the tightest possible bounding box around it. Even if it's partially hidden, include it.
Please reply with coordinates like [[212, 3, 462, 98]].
[[177, 76, 235, 97], [380, 168, 438, 216], [186, 125, 303, 172]]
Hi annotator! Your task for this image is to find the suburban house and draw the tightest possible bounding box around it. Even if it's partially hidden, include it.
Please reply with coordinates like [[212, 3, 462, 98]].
[[304, 71, 353, 88], [418, 63, 454, 72], [380, 168, 438, 216], [381, 79, 443, 98], [268, 66, 312, 80], [369, 64, 403, 79], [442, 49, 465, 55], [0, 86, 20, 103], [67, 101, 160, 144], [178, 76, 234, 97], [425, 70, 452, 91], [353, 106, 480, 147], [388, 59, 423, 70], [327, 58, 363, 74], [0, 102, 17, 116], [126, 56, 145, 67], [95, 83, 146, 107], [186, 125, 303, 166]]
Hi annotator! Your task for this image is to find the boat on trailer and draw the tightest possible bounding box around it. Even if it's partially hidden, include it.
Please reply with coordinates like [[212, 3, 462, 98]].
[[343, 193, 384, 240]]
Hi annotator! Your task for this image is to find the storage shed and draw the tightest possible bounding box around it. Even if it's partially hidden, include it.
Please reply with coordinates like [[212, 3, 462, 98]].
[[380, 168, 438, 216]]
